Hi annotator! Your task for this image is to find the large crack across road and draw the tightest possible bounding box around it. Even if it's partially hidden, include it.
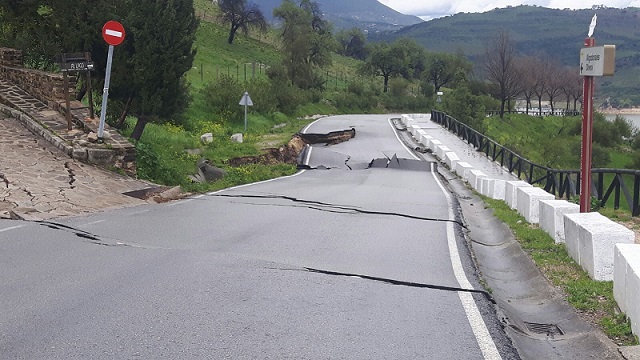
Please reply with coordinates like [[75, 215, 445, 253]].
[[36, 220, 141, 248], [212, 194, 465, 227], [304, 267, 495, 303]]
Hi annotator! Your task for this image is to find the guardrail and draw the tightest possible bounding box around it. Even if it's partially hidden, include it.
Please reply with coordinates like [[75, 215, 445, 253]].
[[431, 110, 640, 216], [486, 109, 582, 117]]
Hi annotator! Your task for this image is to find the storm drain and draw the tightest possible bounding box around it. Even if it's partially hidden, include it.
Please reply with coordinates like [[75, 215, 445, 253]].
[[523, 322, 564, 336]]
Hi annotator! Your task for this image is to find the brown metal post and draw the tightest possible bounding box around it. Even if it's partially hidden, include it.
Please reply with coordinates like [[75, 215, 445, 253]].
[[61, 53, 72, 130], [86, 52, 94, 119]]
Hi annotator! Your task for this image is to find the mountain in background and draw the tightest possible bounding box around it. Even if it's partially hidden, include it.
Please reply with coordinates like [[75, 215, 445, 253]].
[[256, 0, 423, 31], [372, 5, 640, 105]]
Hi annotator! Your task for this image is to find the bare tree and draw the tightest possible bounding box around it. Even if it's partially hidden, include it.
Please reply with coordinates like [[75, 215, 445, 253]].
[[544, 59, 564, 114], [218, 0, 267, 44], [515, 56, 539, 114], [483, 29, 519, 118], [532, 56, 550, 115], [565, 70, 583, 112]]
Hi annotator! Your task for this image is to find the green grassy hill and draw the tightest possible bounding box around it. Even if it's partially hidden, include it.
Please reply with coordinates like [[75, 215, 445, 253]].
[[373, 5, 640, 106]]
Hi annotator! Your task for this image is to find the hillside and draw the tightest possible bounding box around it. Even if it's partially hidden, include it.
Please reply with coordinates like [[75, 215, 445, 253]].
[[373, 5, 640, 106], [256, 0, 423, 31]]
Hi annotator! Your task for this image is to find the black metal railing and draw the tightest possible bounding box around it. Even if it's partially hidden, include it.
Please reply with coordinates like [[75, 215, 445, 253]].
[[431, 110, 640, 216]]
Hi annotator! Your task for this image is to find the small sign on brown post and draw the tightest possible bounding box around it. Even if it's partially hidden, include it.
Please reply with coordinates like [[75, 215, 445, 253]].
[[58, 52, 96, 129]]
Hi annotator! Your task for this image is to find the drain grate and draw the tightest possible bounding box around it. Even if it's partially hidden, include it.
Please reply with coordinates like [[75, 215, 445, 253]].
[[524, 322, 564, 336]]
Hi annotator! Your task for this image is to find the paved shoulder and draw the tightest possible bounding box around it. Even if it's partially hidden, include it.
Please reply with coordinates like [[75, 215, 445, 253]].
[[0, 115, 151, 220]]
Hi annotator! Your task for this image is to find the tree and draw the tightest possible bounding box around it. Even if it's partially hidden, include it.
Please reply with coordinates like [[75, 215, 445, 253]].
[[483, 29, 518, 118], [532, 55, 550, 115], [426, 53, 472, 93], [362, 42, 402, 93], [126, 0, 198, 141], [273, 0, 333, 89], [514, 56, 536, 114], [217, 0, 267, 45], [544, 60, 564, 114], [335, 28, 367, 60]]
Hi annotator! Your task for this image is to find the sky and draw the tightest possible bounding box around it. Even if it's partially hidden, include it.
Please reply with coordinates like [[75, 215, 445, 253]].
[[377, 0, 640, 20]]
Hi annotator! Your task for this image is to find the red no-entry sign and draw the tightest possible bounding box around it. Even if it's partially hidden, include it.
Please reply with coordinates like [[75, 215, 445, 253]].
[[102, 21, 125, 46]]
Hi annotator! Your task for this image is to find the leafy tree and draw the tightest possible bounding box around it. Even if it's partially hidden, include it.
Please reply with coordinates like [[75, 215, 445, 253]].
[[361, 40, 409, 93], [126, 0, 198, 140], [217, 0, 267, 45], [273, 0, 333, 89], [425, 52, 472, 92], [335, 28, 367, 60], [441, 85, 487, 133]]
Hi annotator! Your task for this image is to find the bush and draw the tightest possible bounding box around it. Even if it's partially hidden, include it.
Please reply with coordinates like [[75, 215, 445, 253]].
[[201, 75, 244, 123]]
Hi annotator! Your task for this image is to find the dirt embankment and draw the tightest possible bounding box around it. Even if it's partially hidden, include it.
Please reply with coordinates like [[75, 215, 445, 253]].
[[227, 128, 355, 167]]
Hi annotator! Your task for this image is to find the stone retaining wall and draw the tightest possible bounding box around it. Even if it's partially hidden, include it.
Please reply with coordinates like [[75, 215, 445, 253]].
[[0, 48, 75, 106]]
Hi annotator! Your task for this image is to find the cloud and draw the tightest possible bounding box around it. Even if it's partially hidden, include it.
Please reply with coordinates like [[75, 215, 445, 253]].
[[378, 0, 640, 19]]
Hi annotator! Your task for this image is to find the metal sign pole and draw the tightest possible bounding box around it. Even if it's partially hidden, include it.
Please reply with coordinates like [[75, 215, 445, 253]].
[[98, 45, 114, 142], [580, 37, 596, 213], [244, 101, 248, 132]]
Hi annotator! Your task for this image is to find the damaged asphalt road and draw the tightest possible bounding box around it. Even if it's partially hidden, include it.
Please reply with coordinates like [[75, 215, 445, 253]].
[[1, 114, 524, 359]]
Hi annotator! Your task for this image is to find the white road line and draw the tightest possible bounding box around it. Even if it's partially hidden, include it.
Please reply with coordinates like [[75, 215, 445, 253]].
[[80, 220, 106, 226], [0, 225, 25, 233], [387, 118, 420, 160], [388, 117, 500, 359], [431, 161, 502, 359], [301, 117, 324, 134]]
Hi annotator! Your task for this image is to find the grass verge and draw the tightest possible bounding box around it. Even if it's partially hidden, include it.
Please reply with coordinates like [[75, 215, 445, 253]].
[[480, 196, 638, 346]]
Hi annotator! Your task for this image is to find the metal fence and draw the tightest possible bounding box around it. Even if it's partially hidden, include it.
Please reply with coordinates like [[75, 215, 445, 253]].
[[431, 110, 640, 216]]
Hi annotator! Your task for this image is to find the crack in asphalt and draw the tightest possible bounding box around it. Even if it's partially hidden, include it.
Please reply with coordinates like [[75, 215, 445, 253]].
[[0, 173, 9, 188], [37, 221, 141, 248], [304, 267, 495, 304], [213, 194, 466, 227], [64, 161, 76, 189], [345, 155, 352, 170]]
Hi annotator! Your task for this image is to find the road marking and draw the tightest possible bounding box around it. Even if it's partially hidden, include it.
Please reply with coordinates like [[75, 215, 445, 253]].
[[431, 161, 502, 360], [0, 225, 25, 233], [80, 220, 106, 226], [387, 118, 420, 160], [303, 146, 313, 166], [389, 117, 500, 359], [301, 117, 324, 134]]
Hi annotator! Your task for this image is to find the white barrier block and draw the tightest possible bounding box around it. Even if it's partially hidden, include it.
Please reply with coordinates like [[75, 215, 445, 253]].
[[621, 245, 640, 336], [564, 212, 635, 281], [468, 170, 487, 192], [491, 179, 506, 200], [614, 244, 640, 315], [455, 162, 474, 180], [417, 130, 427, 143], [429, 140, 442, 152], [482, 179, 506, 200], [505, 181, 533, 210], [400, 115, 410, 126], [516, 187, 554, 224], [539, 200, 580, 243], [420, 135, 433, 147], [479, 178, 492, 196], [410, 125, 421, 137], [444, 152, 460, 169], [436, 145, 451, 160]]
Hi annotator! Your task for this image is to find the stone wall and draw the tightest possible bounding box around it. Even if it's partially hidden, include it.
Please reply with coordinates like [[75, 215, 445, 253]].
[[0, 48, 75, 106], [0, 48, 23, 67]]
